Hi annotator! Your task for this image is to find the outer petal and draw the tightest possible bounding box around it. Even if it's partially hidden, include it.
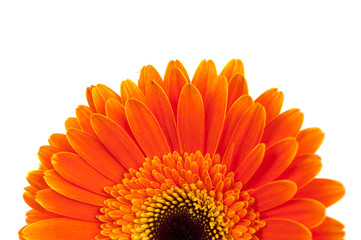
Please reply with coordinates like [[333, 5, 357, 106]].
[[121, 79, 146, 105], [164, 66, 188, 117], [296, 127, 325, 155], [250, 180, 297, 212], [220, 59, 244, 82], [229, 103, 265, 171], [51, 152, 115, 196], [261, 108, 304, 146], [257, 218, 312, 240], [227, 73, 248, 110], [138, 64, 165, 94], [295, 178, 345, 207], [44, 169, 107, 207], [65, 117, 80, 131], [217, 95, 253, 155], [276, 153, 322, 188], [245, 138, 298, 189], [91, 113, 145, 170], [37, 145, 63, 170], [311, 217, 345, 240], [48, 134, 74, 153], [177, 83, 205, 154], [21, 218, 100, 240], [146, 80, 180, 152], [191, 59, 217, 99], [234, 143, 265, 184], [66, 128, 126, 183], [75, 105, 96, 136], [35, 189, 100, 222], [92, 84, 122, 115], [261, 198, 326, 228], [104, 98, 135, 140], [125, 99, 170, 158], [203, 75, 228, 154], [255, 88, 284, 124]]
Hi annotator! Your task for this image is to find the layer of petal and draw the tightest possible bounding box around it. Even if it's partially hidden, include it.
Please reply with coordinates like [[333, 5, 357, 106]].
[[261, 198, 326, 228], [257, 218, 312, 239], [295, 178, 345, 207], [177, 83, 205, 154], [91, 113, 145, 169], [245, 138, 298, 189], [251, 180, 297, 212], [21, 218, 100, 240], [203, 75, 228, 154], [35, 189, 100, 222], [296, 127, 325, 155], [227, 73, 248, 110], [261, 108, 304, 146], [44, 169, 107, 206], [276, 153, 322, 188], [146, 80, 180, 152], [255, 88, 284, 124], [52, 152, 116, 196], [125, 99, 170, 158], [311, 217, 345, 240]]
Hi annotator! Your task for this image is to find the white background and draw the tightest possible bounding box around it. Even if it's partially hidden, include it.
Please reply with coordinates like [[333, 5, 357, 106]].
[[1, 1, 360, 239]]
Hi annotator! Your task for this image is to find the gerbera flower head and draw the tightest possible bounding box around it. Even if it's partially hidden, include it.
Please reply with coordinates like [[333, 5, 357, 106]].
[[20, 59, 345, 240]]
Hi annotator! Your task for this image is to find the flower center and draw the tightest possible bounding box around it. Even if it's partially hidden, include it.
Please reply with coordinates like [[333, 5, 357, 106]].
[[97, 151, 265, 240], [133, 185, 229, 240]]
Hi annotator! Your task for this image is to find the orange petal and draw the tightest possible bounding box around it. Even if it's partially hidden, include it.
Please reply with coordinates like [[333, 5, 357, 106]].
[[25, 209, 53, 224], [66, 129, 126, 183], [234, 143, 265, 184], [138, 65, 165, 94], [217, 95, 253, 156], [21, 218, 100, 240], [295, 178, 345, 207], [38, 145, 63, 169], [23, 191, 60, 217], [164, 67, 188, 117], [311, 217, 345, 240], [65, 117, 80, 131], [91, 84, 122, 115], [86, 85, 97, 111], [164, 60, 190, 82], [48, 133, 74, 153], [75, 105, 97, 136], [91, 113, 145, 169], [35, 189, 100, 222], [44, 169, 107, 207], [227, 73, 248, 110], [261, 198, 326, 228], [177, 83, 205, 154], [146, 80, 180, 152], [125, 99, 170, 158], [276, 153, 322, 188], [255, 88, 284, 124], [203, 75, 228, 154], [52, 152, 115, 196], [121, 79, 146, 105], [220, 59, 244, 82], [27, 171, 48, 191], [104, 98, 135, 140], [191, 59, 217, 99], [226, 103, 266, 172], [250, 180, 297, 212], [261, 109, 304, 146], [296, 128, 325, 155], [245, 138, 298, 189], [258, 218, 312, 239]]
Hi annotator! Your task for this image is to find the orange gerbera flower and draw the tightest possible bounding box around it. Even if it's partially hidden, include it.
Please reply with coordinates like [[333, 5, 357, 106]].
[[19, 59, 345, 240]]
